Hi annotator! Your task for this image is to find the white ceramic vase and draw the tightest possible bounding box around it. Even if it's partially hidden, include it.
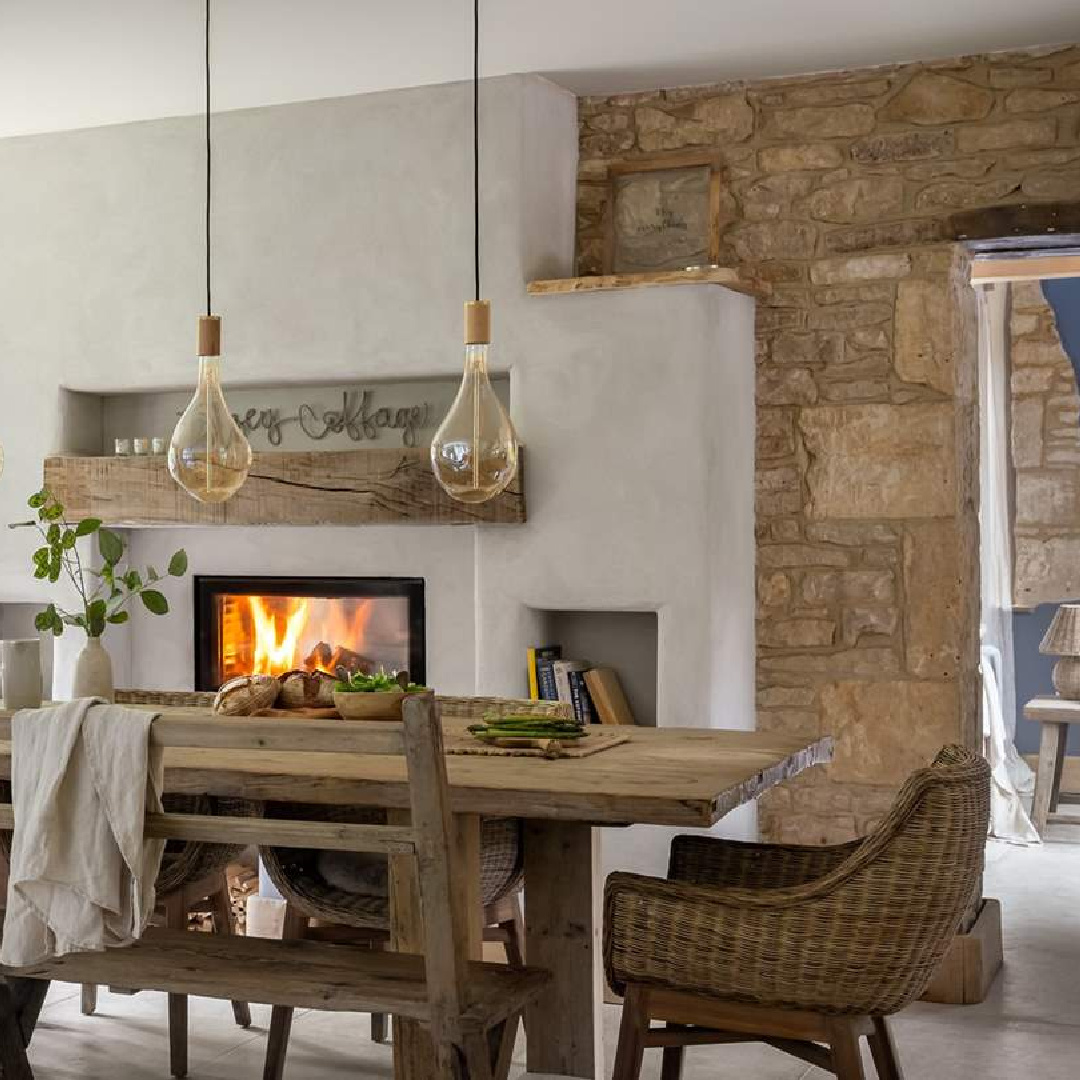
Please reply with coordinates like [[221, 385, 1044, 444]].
[[1, 639, 44, 710], [72, 637, 114, 702]]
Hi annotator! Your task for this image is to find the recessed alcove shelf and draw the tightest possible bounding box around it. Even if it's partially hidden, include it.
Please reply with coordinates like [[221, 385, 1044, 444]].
[[534, 609, 659, 726], [43, 450, 526, 528], [527, 267, 767, 298], [46, 376, 522, 527]]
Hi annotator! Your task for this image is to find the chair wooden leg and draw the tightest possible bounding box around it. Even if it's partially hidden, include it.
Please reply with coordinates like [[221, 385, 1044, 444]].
[[364, 934, 390, 1044], [262, 1006, 296, 1080], [612, 985, 649, 1080], [371, 1011, 389, 1044], [163, 894, 188, 1079], [492, 1012, 520, 1080], [868, 1017, 904, 1080], [459, 1030, 495, 1080], [661, 1043, 685, 1080], [80, 983, 97, 1016], [0, 981, 35, 1080], [262, 906, 309, 1080], [208, 876, 252, 1029], [8, 978, 48, 1049], [500, 895, 526, 969], [827, 1018, 867, 1080], [496, 894, 528, 1039]]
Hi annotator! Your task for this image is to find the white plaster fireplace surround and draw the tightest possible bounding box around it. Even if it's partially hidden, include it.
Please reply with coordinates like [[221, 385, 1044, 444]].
[[0, 74, 757, 871]]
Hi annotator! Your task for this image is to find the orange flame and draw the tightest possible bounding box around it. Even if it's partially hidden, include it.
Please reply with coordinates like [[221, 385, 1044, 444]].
[[250, 597, 309, 674], [222, 594, 376, 680]]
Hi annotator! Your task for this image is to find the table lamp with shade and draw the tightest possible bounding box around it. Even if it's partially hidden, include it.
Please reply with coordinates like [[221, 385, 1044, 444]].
[[1040, 603, 1080, 698]]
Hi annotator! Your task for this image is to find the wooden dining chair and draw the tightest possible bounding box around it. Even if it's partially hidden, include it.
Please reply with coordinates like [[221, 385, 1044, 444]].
[[603, 745, 991, 1080], [257, 694, 570, 1079], [0, 695, 551, 1079]]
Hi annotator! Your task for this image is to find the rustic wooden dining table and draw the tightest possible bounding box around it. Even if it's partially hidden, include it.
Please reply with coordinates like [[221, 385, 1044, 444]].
[[0, 711, 831, 1080]]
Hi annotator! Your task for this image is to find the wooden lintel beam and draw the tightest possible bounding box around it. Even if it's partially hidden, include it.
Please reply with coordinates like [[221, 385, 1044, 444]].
[[971, 253, 1080, 284]]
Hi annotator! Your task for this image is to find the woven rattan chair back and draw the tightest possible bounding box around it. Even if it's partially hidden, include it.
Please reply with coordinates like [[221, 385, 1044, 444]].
[[605, 744, 990, 1019]]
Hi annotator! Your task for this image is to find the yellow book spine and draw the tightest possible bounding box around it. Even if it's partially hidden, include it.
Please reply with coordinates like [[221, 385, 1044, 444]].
[[527, 648, 540, 700]]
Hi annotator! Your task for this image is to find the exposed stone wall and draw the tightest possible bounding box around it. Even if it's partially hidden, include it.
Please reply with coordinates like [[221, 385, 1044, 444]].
[[577, 46, 1080, 843], [1010, 281, 1080, 606]]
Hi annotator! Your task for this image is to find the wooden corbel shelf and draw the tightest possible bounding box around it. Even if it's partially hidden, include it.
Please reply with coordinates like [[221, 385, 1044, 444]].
[[43, 449, 526, 528], [527, 267, 767, 299]]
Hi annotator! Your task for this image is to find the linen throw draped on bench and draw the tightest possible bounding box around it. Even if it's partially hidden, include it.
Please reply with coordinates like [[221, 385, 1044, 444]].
[[1, 699, 165, 966]]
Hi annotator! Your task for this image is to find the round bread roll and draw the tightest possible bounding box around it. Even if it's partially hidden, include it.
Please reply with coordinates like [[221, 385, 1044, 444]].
[[214, 674, 281, 716], [278, 669, 336, 709]]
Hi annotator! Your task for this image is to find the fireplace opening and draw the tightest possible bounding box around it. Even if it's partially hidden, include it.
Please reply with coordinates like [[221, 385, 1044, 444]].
[[194, 576, 425, 691]]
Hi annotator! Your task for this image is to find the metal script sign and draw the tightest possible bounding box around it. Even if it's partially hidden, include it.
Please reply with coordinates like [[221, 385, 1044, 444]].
[[234, 389, 433, 449]]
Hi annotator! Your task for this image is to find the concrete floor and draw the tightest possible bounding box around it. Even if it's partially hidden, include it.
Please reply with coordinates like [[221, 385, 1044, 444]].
[[22, 829, 1080, 1079]]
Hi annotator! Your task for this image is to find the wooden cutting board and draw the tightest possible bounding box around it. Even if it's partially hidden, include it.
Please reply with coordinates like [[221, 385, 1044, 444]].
[[445, 728, 631, 759], [253, 706, 341, 719]]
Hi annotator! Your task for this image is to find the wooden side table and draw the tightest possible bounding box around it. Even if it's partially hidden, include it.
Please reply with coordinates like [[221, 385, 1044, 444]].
[[1023, 697, 1080, 836]]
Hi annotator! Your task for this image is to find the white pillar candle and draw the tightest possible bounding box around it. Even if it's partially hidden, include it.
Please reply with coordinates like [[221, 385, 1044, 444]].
[[1, 639, 44, 710]]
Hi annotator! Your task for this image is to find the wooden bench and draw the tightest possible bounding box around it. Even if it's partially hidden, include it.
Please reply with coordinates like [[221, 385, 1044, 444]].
[[1023, 696, 1080, 837], [0, 696, 550, 1079]]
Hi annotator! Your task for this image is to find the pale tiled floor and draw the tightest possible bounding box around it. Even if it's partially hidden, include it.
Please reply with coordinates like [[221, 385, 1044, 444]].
[[22, 826, 1080, 1079]]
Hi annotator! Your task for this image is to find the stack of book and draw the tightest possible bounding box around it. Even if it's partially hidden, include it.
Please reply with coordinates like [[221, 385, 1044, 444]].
[[526, 646, 636, 726]]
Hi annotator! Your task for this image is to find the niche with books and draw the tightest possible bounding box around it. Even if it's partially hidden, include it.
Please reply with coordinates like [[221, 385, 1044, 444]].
[[526, 610, 658, 727]]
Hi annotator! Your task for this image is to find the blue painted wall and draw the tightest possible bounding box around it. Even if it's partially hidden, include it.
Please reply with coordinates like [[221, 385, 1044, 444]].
[[1012, 277, 1080, 755], [1013, 605, 1080, 754], [1044, 277, 1080, 375]]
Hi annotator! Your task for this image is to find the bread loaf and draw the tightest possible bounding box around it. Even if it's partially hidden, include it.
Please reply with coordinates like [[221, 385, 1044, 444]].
[[214, 674, 281, 716], [278, 669, 336, 709]]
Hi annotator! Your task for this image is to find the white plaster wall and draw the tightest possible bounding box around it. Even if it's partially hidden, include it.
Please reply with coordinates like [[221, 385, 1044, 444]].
[[0, 74, 756, 873], [479, 285, 759, 875], [0, 74, 575, 597], [120, 527, 478, 699]]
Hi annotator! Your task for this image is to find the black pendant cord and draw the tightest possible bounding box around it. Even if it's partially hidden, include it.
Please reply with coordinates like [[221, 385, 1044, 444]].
[[472, 0, 480, 304], [205, 0, 212, 318]]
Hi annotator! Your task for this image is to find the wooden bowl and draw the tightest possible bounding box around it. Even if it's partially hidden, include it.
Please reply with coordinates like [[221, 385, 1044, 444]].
[[333, 690, 406, 721]]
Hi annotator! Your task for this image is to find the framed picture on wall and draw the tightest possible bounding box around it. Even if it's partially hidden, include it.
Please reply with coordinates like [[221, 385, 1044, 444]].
[[603, 152, 724, 274]]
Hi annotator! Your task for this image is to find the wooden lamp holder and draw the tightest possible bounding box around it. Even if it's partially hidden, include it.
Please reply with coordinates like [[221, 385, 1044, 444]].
[[465, 301, 491, 346], [198, 315, 222, 358]]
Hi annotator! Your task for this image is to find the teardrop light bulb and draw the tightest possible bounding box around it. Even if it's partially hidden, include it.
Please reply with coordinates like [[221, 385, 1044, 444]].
[[168, 315, 252, 503], [431, 301, 519, 504]]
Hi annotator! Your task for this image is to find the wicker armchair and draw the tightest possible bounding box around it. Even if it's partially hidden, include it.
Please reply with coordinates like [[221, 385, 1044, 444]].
[[259, 694, 571, 1080], [604, 744, 991, 1080]]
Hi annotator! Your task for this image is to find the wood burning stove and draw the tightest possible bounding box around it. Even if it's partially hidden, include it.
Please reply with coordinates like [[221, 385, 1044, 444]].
[[194, 575, 425, 691]]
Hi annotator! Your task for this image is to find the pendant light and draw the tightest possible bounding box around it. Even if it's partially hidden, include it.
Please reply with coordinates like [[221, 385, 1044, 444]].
[[168, 0, 252, 504], [430, 0, 519, 504]]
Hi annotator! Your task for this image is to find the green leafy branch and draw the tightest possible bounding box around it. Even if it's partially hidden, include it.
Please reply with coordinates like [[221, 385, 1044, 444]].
[[8, 487, 187, 638]]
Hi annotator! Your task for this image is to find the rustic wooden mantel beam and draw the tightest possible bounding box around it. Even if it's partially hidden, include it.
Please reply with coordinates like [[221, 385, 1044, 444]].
[[43, 449, 526, 527]]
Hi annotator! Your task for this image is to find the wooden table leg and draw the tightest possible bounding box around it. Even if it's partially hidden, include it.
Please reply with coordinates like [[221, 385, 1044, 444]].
[[523, 821, 603, 1079], [390, 811, 482, 1080], [1033, 721, 1066, 836], [1050, 723, 1069, 813]]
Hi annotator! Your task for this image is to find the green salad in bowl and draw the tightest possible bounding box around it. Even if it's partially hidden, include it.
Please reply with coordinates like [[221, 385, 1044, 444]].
[[334, 670, 426, 694], [332, 669, 428, 721]]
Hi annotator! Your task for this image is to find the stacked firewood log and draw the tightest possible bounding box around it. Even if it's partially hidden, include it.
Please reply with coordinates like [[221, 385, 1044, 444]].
[[187, 859, 259, 935]]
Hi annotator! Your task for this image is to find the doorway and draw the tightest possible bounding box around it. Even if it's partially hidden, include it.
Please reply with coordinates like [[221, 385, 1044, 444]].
[[972, 244, 1080, 839]]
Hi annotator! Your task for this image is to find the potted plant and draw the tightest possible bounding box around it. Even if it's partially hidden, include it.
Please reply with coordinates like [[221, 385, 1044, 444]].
[[10, 487, 188, 701], [332, 669, 429, 721]]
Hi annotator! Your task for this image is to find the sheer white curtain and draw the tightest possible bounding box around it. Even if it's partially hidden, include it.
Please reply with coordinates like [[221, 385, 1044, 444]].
[[977, 282, 1038, 843]]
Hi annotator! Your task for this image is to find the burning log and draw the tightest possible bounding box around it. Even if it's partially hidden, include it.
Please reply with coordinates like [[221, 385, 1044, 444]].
[[303, 641, 375, 677]]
